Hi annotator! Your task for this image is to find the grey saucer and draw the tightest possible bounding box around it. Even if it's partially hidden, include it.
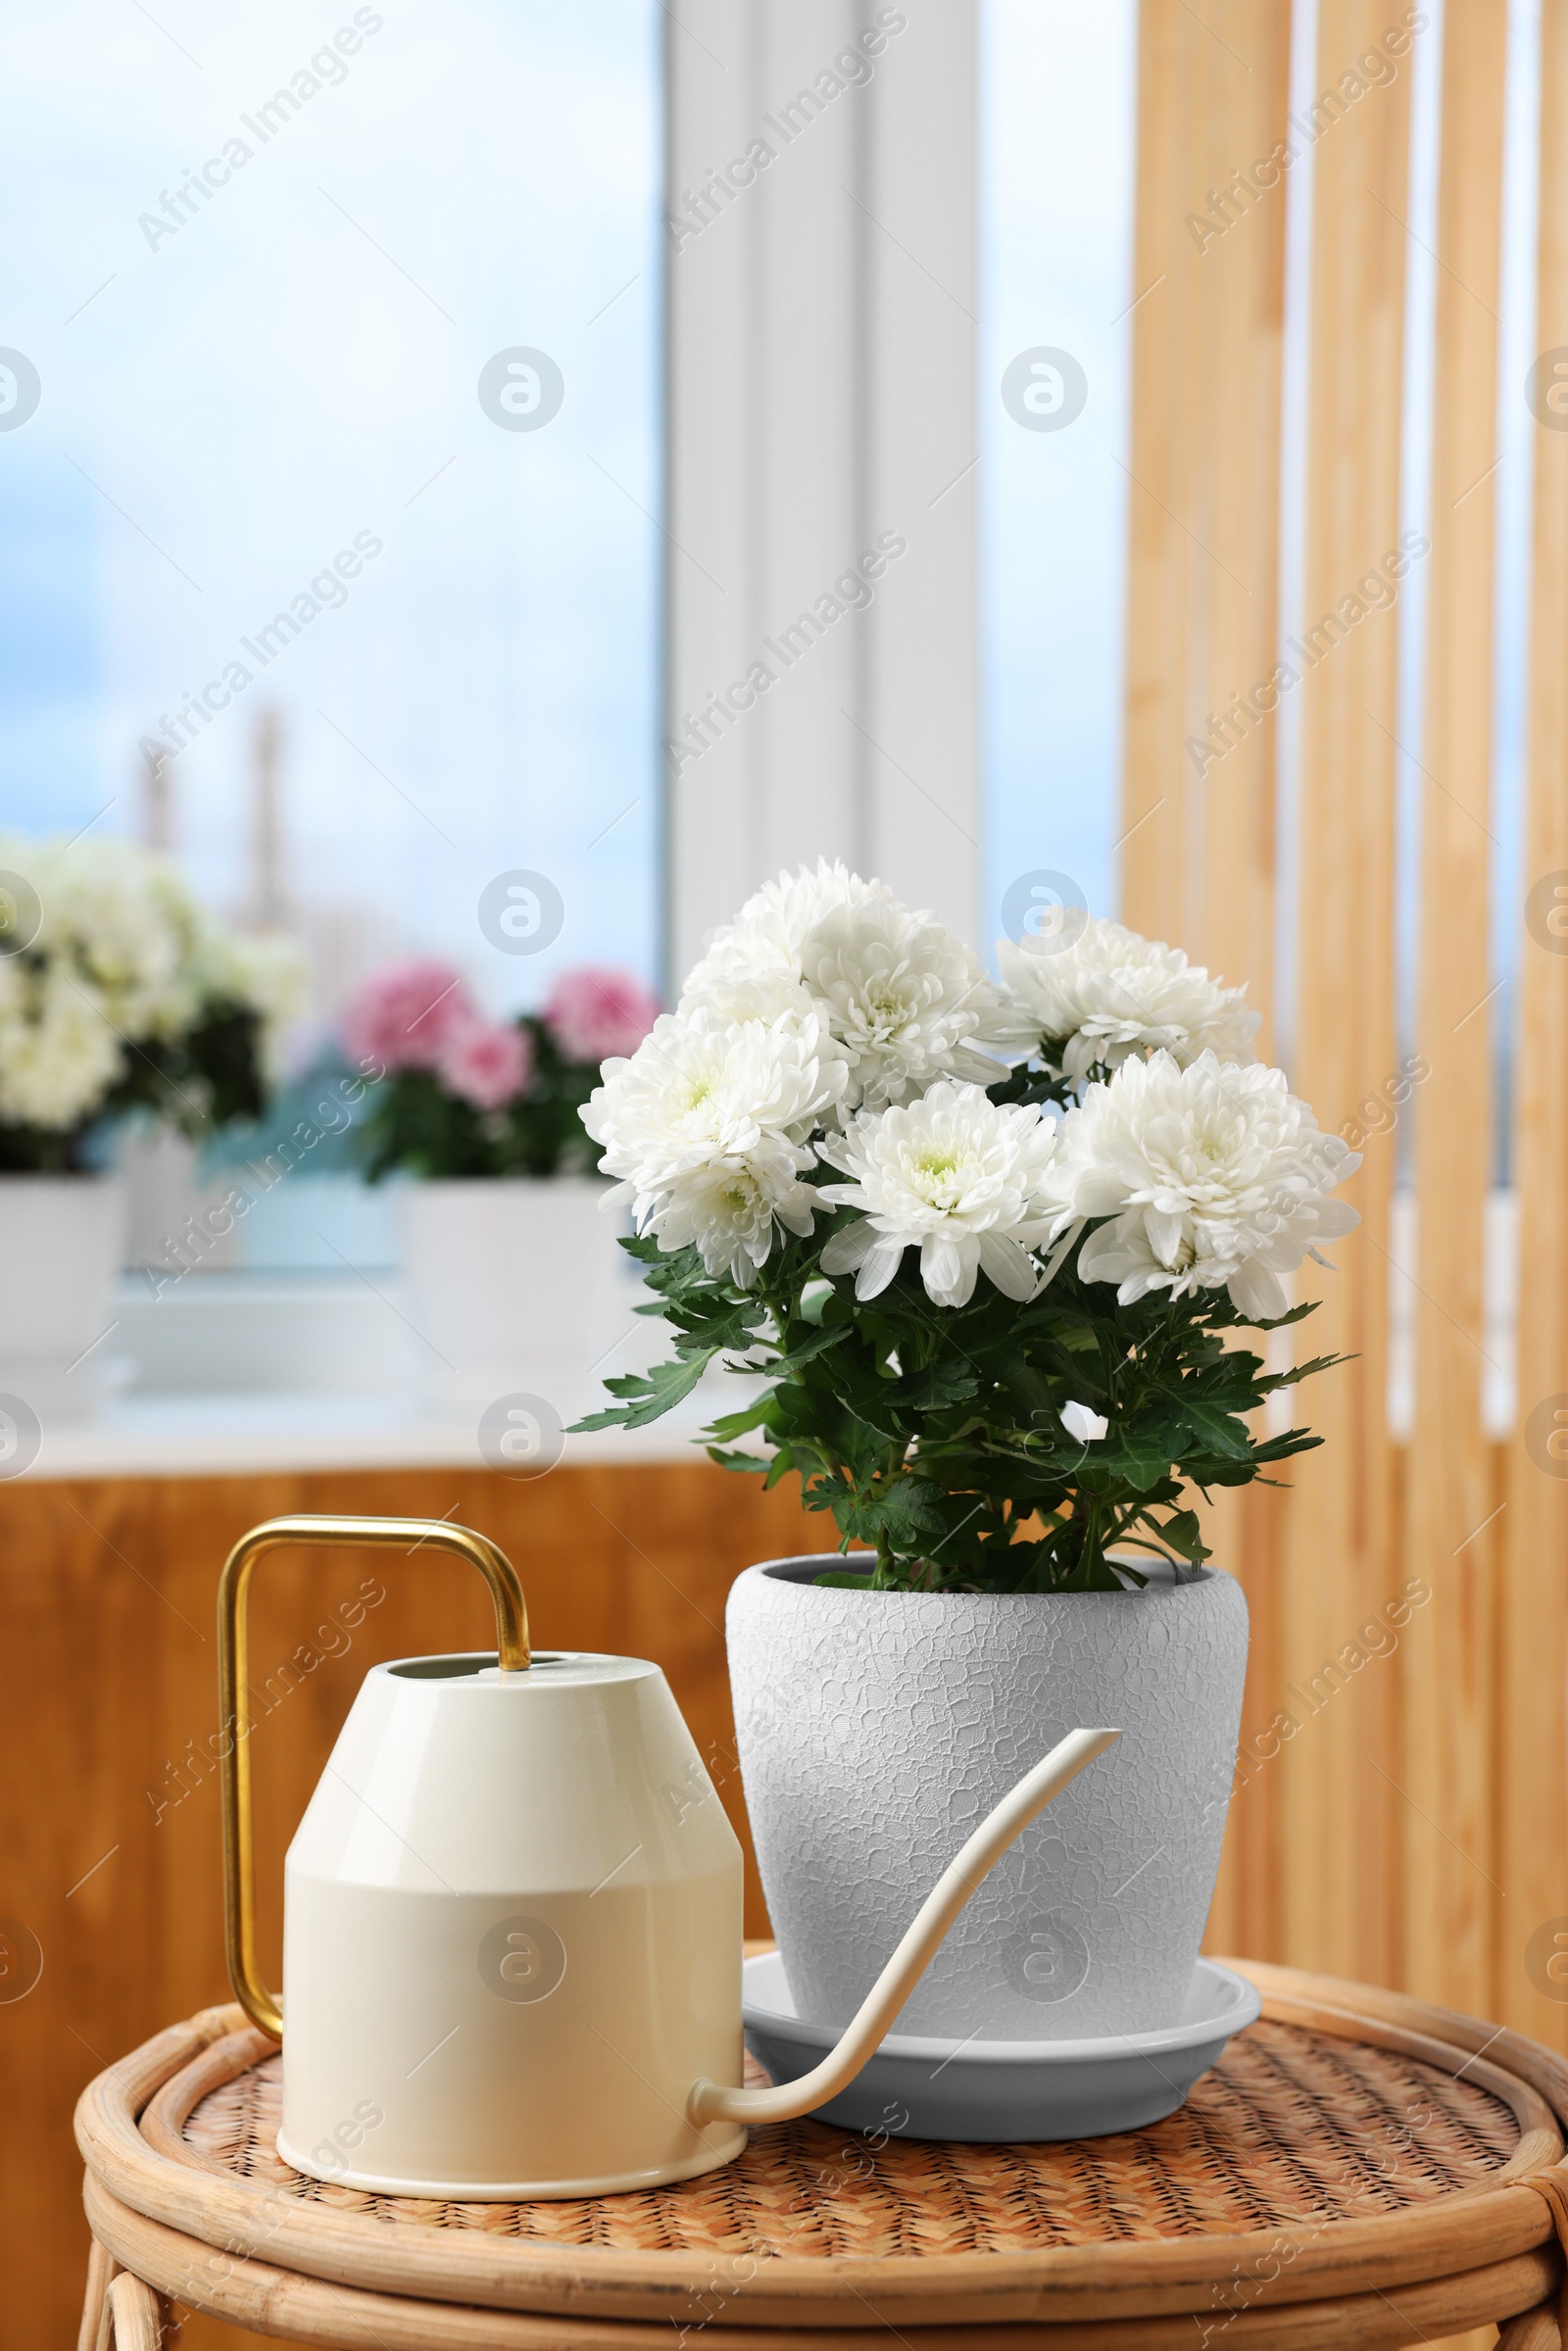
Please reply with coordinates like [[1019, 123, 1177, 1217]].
[[742, 1951, 1261, 2142]]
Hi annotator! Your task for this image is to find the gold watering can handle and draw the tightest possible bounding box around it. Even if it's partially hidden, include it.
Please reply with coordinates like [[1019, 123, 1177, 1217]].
[[218, 1513, 530, 2040]]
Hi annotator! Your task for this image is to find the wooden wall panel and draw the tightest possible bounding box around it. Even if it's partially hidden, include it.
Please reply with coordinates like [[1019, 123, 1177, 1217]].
[[1498, 0, 1568, 2050], [1122, 0, 1292, 1965], [1275, 0, 1411, 1990], [1124, 0, 1559, 2044], [1120, 0, 1200, 936], [1122, 0, 1288, 1012], [0, 1463, 839, 2351], [1399, 0, 1509, 2021]]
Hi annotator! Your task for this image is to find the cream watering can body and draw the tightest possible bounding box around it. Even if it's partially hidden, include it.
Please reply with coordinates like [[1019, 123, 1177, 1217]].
[[220, 1515, 1116, 2199]]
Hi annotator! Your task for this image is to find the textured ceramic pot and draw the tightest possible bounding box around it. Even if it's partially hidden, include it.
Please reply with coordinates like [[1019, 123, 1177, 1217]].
[[0, 1174, 127, 1424], [726, 1557, 1248, 2041]]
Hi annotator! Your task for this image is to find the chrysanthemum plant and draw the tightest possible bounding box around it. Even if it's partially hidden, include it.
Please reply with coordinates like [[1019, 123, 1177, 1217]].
[[339, 961, 661, 1181], [0, 835, 303, 1174], [576, 867, 1358, 1594]]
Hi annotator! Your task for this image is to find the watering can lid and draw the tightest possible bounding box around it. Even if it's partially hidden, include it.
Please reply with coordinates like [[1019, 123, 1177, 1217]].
[[374, 1649, 657, 1687]]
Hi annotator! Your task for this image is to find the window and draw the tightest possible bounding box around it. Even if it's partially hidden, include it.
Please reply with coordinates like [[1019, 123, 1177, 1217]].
[[1, 1, 662, 1024]]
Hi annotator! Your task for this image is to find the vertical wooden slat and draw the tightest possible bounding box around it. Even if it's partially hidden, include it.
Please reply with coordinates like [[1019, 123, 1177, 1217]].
[[1498, 0, 1568, 2049], [1121, 0, 1291, 1964], [1275, 0, 1411, 1988], [1191, 0, 1292, 1967], [1401, 0, 1508, 2018], [1121, 0, 1200, 940], [1121, 0, 1287, 1016], [1192, 1, 1290, 1040]]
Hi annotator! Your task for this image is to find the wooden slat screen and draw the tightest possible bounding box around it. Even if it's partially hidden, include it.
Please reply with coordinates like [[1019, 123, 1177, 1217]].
[[1125, 0, 1568, 2043], [1281, 0, 1410, 1994], [1121, 0, 1293, 1963], [1502, 0, 1568, 2052]]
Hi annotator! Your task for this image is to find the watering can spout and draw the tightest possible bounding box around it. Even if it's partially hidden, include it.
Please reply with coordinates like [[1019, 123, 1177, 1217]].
[[687, 1725, 1120, 2128]]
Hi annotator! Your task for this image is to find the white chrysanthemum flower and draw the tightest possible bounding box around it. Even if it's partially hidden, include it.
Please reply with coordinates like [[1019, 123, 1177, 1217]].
[[1048, 1050, 1359, 1319], [0, 957, 122, 1131], [684, 862, 1010, 1112], [195, 928, 310, 1077], [797, 898, 1009, 1110], [1060, 1400, 1108, 1443], [683, 859, 894, 1005], [581, 1004, 848, 1285], [0, 834, 304, 1135], [999, 917, 1259, 1086], [817, 1079, 1064, 1308], [681, 964, 818, 1029]]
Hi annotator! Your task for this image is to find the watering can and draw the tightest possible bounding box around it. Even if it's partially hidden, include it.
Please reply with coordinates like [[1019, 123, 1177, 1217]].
[[219, 1514, 1118, 2198]]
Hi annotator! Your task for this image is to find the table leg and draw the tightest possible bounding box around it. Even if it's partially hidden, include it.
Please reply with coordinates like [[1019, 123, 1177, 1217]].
[[1496, 2305, 1561, 2350], [78, 2234, 121, 2351], [105, 2275, 168, 2350]]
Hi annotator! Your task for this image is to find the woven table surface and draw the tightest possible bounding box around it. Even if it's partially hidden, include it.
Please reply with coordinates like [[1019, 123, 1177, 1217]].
[[76, 1962, 1568, 2343], [182, 2023, 1514, 2256]]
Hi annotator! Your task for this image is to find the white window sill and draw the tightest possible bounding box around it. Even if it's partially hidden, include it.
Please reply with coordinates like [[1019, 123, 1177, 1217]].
[[17, 1271, 752, 1482]]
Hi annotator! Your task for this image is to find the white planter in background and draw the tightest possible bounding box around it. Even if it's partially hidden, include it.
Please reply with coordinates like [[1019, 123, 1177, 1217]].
[[400, 1177, 634, 1414], [726, 1556, 1248, 2042], [0, 1175, 128, 1423]]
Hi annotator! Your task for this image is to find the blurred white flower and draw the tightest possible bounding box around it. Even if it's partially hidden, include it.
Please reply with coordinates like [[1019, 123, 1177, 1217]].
[[0, 957, 122, 1131], [0, 833, 304, 1136], [196, 928, 310, 1078], [817, 1079, 1063, 1308], [581, 1004, 847, 1285], [999, 916, 1259, 1086], [1060, 1400, 1108, 1444], [1049, 1050, 1359, 1319]]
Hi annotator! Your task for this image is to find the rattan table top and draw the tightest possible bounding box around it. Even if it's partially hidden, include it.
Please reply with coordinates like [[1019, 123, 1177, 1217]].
[[182, 2020, 1515, 2253], [76, 1961, 1568, 2346]]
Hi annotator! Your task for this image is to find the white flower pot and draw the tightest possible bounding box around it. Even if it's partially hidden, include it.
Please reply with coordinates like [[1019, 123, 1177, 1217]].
[[726, 1557, 1248, 2041], [400, 1178, 632, 1414], [0, 1175, 128, 1423]]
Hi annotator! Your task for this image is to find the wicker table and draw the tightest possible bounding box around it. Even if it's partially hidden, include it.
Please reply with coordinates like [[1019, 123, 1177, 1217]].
[[75, 1960, 1568, 2349]]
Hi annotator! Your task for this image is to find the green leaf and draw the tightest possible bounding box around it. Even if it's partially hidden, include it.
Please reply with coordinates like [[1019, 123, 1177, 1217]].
[[567, 1348, 715, 1433], [770, 1322, 855, 1376], [1151, 1506, 1212, 1564], [1175, 1400, 1254, 1461]]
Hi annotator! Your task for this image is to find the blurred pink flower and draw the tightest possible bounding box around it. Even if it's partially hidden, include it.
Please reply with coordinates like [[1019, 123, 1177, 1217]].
[[439, 1017, 533, 1111], [545, 966, 661, 1065], [340, 959, 476, 1073]]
